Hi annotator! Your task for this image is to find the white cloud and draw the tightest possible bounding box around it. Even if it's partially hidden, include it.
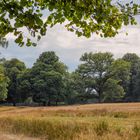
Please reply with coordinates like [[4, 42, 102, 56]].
[[36, 24, 140, 70], [0, 22, 140, 71]]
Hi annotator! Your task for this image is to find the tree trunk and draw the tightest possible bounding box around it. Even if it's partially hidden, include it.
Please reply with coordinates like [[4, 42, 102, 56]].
[[98, 95, 101, 103], [13, 101, 16, 106], [47, 100, 51, 106], [55, 98, 58, 106], [43, 101, 46, 106], [98, 90, 102, 103]]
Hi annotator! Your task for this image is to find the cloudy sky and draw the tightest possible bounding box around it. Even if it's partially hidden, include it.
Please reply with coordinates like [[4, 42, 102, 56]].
[[0, 2, 140, 71]]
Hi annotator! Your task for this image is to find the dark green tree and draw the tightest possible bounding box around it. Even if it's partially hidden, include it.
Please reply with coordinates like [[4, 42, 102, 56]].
[[64, 72, 87, 104], [16, 69, 33, 103], [122, 53, 140, 101], [0, 64, 9, 101], [31, 51, 67, 106], [77, 52, 113, 102], [103, 78, 124, 102], [131, 71, 140, 102], [133, 72, 140, 101], [76, 52, 130, 103], [3, 58, 26, 105]]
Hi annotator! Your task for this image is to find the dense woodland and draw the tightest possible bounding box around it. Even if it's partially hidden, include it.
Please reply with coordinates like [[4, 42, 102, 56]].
[[0, 51, 140, 106]]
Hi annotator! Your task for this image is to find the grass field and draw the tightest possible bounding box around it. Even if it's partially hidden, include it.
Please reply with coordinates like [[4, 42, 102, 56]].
[[0, 103, 140, 140]]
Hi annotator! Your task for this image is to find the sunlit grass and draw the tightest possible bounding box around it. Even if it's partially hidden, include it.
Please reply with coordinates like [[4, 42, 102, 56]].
[[0, 103, 140, 140]]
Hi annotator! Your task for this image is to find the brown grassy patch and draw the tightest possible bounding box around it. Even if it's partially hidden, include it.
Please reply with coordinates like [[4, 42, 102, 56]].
[[0, 103, 139, 140]]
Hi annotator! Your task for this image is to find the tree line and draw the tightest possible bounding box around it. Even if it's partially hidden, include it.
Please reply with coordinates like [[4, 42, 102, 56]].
[[0, 51, 140, 106]]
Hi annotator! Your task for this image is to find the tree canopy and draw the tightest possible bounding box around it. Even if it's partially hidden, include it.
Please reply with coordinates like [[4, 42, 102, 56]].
[[3, 58, 26, 105], [0, 0, 139, 46], [0, 64, 9, 101], [122, 53, 140, 101], [76, 52, 130, 102], [0, 51, 140, 105], [25, 51, 67, 106]]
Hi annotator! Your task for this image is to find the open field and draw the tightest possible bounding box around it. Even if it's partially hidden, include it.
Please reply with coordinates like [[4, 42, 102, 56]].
[[0, 103, 140, 140]]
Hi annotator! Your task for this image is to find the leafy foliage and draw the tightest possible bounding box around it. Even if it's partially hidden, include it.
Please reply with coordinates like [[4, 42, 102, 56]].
[[122, 53, 140, 101], [0, 51, 140, 105], [30, 51, 67, 105], [0, 65, 9, 101], [3, 58, 26, 105], [103, 78, 124, 102], [0, 0, 139, 46], [76, 52, 130, 102]]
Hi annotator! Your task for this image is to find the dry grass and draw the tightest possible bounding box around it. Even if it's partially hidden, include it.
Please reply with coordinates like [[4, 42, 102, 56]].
[[0, 133, 40, 140], [0, 103, 140, 140]]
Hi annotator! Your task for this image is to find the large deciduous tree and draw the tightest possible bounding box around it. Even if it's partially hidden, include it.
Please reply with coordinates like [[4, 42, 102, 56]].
[[3, 58, 26, 106], [0, 0, 139, 46], [122, 53, 140, 101], [16, 69, 33, 103], [31, 51, 67, 106], [76, 52, 130, 103], [0, 64, 9, 101], [133, 72, 140, 101]]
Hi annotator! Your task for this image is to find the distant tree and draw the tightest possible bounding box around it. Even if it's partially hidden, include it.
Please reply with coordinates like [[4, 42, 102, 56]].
[[109, 59, 131, 89], [16, 69, 33, 103], [3, 59, 26, 106], [31, 51, 67, 106], [103, 78, 124, 102], [0, 65, 9, 101], [77, 52, 114, 102], [122, 53, 140, 101], [133, 72, 140, 101], [77, 52, 130, 103], [64, 72, 87, 104]]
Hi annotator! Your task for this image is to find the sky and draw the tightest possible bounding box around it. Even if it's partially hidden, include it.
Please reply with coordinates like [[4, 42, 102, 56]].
[[0, 2, 140, 71]]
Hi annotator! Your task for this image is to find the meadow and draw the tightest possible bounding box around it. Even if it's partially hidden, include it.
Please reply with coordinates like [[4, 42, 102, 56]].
[[0, 103, 140, 140]]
